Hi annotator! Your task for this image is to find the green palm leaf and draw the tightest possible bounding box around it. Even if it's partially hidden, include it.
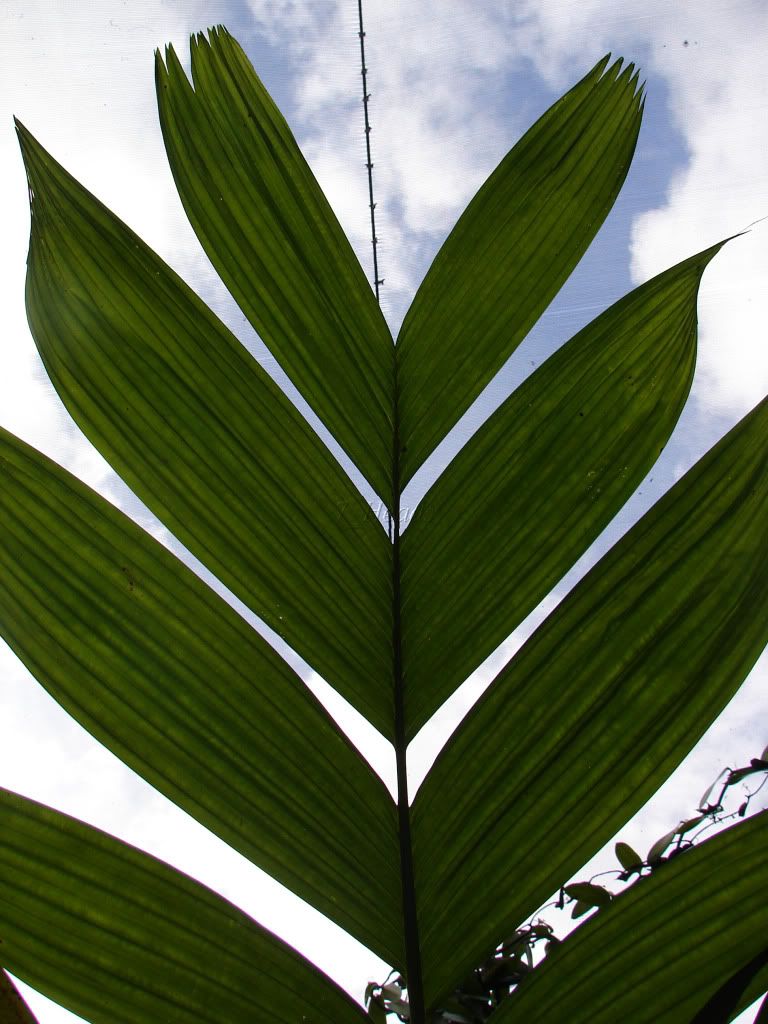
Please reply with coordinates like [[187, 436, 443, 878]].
[[2, 24, 764, 1024], [0, 427, 401, 965], [156, 28, 394, 502], [491, 812, 768, 1023], [413, 391, 768, 1005], [401, 244, 721, 736], [15, 119, 393, 736], [397, 54, 643, 485], [0, 788, 368, 1024], [690, 946, 768, 1024]]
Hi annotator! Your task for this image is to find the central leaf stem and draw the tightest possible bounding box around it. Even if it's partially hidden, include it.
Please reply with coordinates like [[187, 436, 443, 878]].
[[392, 378, 425, 1023]]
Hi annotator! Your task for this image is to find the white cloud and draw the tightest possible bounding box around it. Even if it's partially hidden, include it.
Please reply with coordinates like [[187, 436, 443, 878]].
[[256, 0, 767, 421], [250, 0, 531, 324], [511, 0, 768, 422], [0, 0, 234, 474], [630, 19, 768, 417]]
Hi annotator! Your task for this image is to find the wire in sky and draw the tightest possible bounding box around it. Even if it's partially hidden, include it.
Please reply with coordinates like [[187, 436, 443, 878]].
[[356, 0, 383, 303]]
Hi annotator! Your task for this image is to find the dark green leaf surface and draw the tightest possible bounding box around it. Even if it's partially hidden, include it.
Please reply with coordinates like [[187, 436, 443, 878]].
[[401, 247, 718, 737], [0, 789, 369, 1024], [156, 27, 394, 501], [16, 121, 394, 736], [0, 428, 401, 966], [690, 946, 768, 1024], [491, 813, 768, 1023], [728, 980, 768, 1024], [0, 970, 39, 1024], [413, 394, 768, 1007], [396, 56, 643, 485]]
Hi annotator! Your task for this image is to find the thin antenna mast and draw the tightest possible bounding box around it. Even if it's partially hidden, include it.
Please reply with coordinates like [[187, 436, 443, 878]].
[[355, 11, 424, 1019], [357, 0, 383, 302]]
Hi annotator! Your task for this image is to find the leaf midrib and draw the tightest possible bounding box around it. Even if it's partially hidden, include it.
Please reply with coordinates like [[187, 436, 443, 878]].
[[392, 337, 425, 1021]]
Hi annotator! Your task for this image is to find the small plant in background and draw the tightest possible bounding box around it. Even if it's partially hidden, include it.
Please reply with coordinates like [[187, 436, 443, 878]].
[[562, 745, 768, 918], [366, 749, 768, 1021], [1, 24, 767, 1024]]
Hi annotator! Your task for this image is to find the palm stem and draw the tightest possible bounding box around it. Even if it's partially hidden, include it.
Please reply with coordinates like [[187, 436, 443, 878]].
[[392, 362, 424, 1022]]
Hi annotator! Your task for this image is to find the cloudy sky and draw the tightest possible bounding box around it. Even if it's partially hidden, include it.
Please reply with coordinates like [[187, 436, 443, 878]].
[[1, 1, 767, 1021]]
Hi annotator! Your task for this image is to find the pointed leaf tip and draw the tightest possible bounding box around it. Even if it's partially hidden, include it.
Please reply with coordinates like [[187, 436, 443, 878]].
[[594, 53, 612, 76], [157, 24, 394, 497], [397, 48, 645, 485], [16, 120, 395, 731], [403, 241, 722, 735]]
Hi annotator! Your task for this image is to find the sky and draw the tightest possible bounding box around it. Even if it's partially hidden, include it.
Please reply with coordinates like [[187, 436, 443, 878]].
[[1, 0, 767, 1021]]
